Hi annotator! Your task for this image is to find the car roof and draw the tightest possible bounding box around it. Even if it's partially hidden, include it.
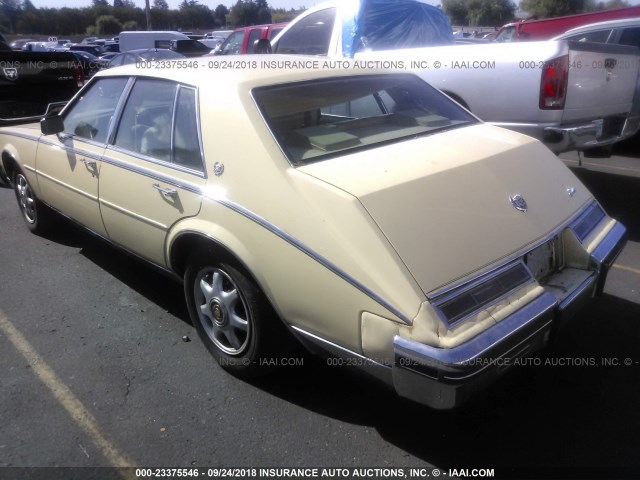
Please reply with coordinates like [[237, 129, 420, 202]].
[[96, 55, 408, 89], [554, 16, 640, 38]]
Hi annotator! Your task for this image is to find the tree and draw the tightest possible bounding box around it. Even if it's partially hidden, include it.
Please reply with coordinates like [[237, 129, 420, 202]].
[[96, 13, 122, 33], [0, 0, 21, 32], [153, 0, 169, 9], [22, 0, 36, 11], [442, 0, 468, 25], [444, 0, 515, 27], [93, 0, 109, 6], [228, 0, 271, 26], [520, 0, 588, 18], [214, 3, 228, 26]]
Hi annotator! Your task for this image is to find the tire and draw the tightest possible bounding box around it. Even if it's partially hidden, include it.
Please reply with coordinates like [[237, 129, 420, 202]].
[[184, 256, 285, 376], [13, 169, 53, 234]]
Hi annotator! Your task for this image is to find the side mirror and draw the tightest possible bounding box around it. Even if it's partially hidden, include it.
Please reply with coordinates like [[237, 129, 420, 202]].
[[41, 115, 64, 136], [254, 38, 272, 54]]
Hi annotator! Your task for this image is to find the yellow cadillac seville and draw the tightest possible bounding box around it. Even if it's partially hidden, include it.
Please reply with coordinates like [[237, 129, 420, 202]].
[[0, 60, 626, 409]]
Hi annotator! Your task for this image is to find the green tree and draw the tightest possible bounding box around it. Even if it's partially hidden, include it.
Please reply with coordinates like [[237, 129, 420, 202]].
[[214, 3, 228, 26], [93, 0, 109, 6], [0, 0, 21, 32], [520, 0, 588, 18], [442, 0, 468, 25], [96, 13, 122, 34], [153, 0, 169, 9], [444, 0, 515, 26]]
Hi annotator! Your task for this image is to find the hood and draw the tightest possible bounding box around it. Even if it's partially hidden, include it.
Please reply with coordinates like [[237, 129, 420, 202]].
[[298, 124, 591, 294]]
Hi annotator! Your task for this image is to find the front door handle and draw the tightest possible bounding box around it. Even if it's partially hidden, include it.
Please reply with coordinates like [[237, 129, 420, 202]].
[[79, 158, 98, 177], [152, 183, 178, 197]]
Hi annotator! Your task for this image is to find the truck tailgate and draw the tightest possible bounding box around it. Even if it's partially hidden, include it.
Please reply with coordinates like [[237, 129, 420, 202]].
[[563, 42, 639, 124]]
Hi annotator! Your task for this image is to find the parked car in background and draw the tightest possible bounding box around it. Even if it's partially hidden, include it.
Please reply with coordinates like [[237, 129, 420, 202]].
[[553, 17, 640, 152], [119, 31, 190, 52], [269, 0, 640, 154], [0, 50, 84, 128], [107, 48, 185, 68], [9, 39, 34, 50], [69, 51, 109, 79], [0, 62, 627, 409], [199, 38, 224, 51], [67, 43, 104, 57], [170, 39, 211, 57], [494, 5, 640, 42], [205, 30, 233, 40], [214, 23, 288, 55], [552, 16, 640, 47]]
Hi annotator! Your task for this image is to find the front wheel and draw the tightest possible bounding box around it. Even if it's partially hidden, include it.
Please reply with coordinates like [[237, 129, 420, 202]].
[[184, 257, 284, 376], [14, 170, 52, 234]]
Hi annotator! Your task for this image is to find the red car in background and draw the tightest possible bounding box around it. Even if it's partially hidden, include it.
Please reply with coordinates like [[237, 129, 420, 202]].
[[213, 23, 288, 55], [495, 5, 640, 42]]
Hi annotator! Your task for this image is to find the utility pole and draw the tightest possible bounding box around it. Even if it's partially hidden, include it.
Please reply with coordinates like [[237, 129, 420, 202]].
[[145, 0, 152, 30]]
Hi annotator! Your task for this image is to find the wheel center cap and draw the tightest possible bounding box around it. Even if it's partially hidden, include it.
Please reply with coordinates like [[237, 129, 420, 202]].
[[210, 300, 227, 326]]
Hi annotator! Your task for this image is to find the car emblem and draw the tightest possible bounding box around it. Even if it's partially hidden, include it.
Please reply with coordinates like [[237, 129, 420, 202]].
[[3, 68, 18, 81], [509, 194, 528, 212], [213, 162, 224, 176], [566, 187, 576, 197]]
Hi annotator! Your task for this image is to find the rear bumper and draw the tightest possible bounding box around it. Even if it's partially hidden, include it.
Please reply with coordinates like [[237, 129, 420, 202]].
[[392, 221, 627, 410], [492, 115, 640, 154]]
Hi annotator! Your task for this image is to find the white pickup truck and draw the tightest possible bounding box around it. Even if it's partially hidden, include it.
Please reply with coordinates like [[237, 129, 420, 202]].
[[269, 0, 640, 154]]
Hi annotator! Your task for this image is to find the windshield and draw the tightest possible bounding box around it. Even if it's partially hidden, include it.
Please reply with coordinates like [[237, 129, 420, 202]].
[[253, 74, 476, 166]]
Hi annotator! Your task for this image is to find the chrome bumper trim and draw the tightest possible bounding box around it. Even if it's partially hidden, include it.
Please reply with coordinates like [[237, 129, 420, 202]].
[[391, 221, 627, 409]]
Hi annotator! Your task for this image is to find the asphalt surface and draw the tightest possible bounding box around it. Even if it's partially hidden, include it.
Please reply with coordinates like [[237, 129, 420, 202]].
[[0, 145, 639, 479]]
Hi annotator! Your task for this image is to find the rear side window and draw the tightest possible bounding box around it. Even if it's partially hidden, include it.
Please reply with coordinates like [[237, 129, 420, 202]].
[[113, 78, 203, 172], [63, 77, 128, 144], [619, 27, 640, 48]]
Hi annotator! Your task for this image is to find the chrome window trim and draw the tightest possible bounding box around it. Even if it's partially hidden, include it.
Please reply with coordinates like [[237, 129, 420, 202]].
[[211, 196, 414, 325], [427, 199, 596, 301], [106, 144, 206, 179], [106, 76, 136, 146], [430, 260, 536, 329]]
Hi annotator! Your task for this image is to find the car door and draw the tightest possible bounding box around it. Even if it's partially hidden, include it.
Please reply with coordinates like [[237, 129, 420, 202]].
[[99, 77, 205, 268], [36, 77, 128, 236]]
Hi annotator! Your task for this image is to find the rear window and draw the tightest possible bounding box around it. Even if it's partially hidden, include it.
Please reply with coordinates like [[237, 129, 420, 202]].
[[253, 74, 476, 166]]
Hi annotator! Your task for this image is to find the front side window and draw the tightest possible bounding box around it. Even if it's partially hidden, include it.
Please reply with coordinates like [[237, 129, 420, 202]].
[[62, 77, 128, 143], [254, 74, 476, 166], [113, 78, 203, 171], [218, 31, 244, 55], [274, 8, 336, 55]]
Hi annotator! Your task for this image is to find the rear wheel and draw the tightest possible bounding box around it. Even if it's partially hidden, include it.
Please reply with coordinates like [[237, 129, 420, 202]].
[[184, 256, 285, 376], [14, 170, 52, 234]]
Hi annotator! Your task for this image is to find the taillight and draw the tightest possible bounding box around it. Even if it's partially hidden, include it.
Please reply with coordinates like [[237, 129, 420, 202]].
[[73, 63, 85, 88], [539, 55, 568, 110]]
